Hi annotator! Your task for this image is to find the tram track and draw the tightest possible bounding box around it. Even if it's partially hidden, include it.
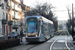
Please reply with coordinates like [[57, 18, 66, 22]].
[[7, 31, 74, 50], [67, 30, 75, 49], [7, 41, 44, 50], [50, 31, 71, 50], [26, 42, 44, 50], [65, 33, 70, 50]]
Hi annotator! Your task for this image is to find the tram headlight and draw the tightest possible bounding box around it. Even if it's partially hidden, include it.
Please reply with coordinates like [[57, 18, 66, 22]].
[[35, 35, 37, 37], [26, 35, 28, 37]]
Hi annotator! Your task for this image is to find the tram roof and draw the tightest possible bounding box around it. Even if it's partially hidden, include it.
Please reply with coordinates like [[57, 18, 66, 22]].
[[26, 15, 53, 24], [26, 15, 41, 18]]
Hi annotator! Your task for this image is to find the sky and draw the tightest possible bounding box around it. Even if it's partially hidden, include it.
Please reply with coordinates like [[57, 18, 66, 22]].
[[23, 0, 75, 20]]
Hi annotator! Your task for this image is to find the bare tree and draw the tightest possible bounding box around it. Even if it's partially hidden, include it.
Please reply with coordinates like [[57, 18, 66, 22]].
[[26, 2, 54, 21], [26, 2, 58, 31], [66, 6, 72, 25]]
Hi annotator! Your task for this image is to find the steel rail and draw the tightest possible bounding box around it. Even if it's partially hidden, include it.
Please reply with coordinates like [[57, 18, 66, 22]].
[[65, 33, 70, 50], [67, 30, 75, 48], [50, 31, 71, 50], [50, 32, 62, 50]]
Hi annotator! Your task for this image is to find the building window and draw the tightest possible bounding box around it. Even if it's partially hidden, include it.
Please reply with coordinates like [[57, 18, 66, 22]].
[[11, 1, 14, 9], [2, 13, 5, 19], [15, 12, 20, 19], [9, 26, 11, 33], [0, 0, 1, 6], [2, 25, 5, 35], [2, 3, 4, 9], [6, 13, 8, 20], [8, 14, 11, 21], [11, 10, 15, 18]]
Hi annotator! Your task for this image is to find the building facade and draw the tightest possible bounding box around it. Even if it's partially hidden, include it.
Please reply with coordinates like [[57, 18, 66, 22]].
[[0, 0, 8, 39], [0, 0, 30, 39]]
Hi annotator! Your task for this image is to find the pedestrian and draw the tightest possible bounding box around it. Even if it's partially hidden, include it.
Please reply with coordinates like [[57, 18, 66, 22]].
[[20, 30, 23, 42]]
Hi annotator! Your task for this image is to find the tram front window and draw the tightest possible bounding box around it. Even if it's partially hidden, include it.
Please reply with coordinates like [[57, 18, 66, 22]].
[[27, 21, 37, 33]]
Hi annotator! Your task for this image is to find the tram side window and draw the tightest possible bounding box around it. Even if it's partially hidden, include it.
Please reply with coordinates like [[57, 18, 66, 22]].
[[39, 21, 43, 34], [49, 24, 52, 32], [41, 21, 43, 34], [43, 23, 48, 34]]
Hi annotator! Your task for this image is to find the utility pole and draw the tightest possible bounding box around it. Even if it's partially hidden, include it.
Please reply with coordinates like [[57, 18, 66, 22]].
[[67, 8, 71, 25], [72, 3, 75, 41], [72, 4, 74, 30]]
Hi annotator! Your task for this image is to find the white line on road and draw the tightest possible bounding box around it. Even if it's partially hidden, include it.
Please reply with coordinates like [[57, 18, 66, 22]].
[[65, 35, 70, 50], [53, 47, 73, 49], [50, 31, 71, 50], [50, 32, 62, 50]]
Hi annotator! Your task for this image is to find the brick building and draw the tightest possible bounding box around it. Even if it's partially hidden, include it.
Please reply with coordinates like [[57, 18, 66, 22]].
[[0, 0, 30, 39]]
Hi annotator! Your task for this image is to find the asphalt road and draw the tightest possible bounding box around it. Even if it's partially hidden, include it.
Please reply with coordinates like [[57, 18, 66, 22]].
[[7, 31, 75, 50]]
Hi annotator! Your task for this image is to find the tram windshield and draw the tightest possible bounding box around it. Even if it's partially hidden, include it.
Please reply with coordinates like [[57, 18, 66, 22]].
[[27, 21, 37, 33]]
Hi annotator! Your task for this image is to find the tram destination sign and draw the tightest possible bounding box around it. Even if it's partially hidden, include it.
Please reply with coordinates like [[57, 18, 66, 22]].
[[27, 18, 37, 21]]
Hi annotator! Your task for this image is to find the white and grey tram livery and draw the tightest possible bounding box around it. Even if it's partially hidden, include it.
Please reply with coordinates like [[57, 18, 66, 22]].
[[25, 15, 54, 42]]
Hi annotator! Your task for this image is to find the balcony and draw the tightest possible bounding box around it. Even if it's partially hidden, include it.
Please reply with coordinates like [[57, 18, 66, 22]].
[[2, 19, 7, 24], [12, 0, 21, 4], [8, 20, 13, 25]]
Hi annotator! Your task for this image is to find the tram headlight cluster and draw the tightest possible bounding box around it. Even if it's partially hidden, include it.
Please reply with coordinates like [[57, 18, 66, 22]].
[[26, 35, 28, 37], [35, 35, 38, 37]]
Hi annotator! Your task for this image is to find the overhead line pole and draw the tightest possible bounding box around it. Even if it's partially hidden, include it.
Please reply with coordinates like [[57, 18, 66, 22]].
[[72, 3, 75, 41], [67, 8, 72, 25], [72, 4, 74, 30]]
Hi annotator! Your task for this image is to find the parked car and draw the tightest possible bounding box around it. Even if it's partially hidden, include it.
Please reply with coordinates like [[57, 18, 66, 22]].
[[8, 32, 18, 39]]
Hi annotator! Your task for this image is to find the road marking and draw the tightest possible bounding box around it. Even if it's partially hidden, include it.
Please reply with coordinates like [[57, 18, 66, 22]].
[[57, 40, 65, 42], [65, 35, 70, 50], [50, 31, 72, 50], [53, 47, 74, 49], [50, 32, 62, 50]]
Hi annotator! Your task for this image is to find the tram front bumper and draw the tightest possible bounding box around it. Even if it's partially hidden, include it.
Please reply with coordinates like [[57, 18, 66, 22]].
[[25, 37, 40, 42]]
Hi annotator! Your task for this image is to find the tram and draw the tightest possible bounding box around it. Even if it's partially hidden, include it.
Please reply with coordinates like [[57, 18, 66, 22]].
[[25, 15, 54, 42]]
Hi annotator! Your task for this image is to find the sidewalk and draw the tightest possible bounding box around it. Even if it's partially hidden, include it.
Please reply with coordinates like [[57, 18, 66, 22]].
[[20, 37, 28, 45]]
